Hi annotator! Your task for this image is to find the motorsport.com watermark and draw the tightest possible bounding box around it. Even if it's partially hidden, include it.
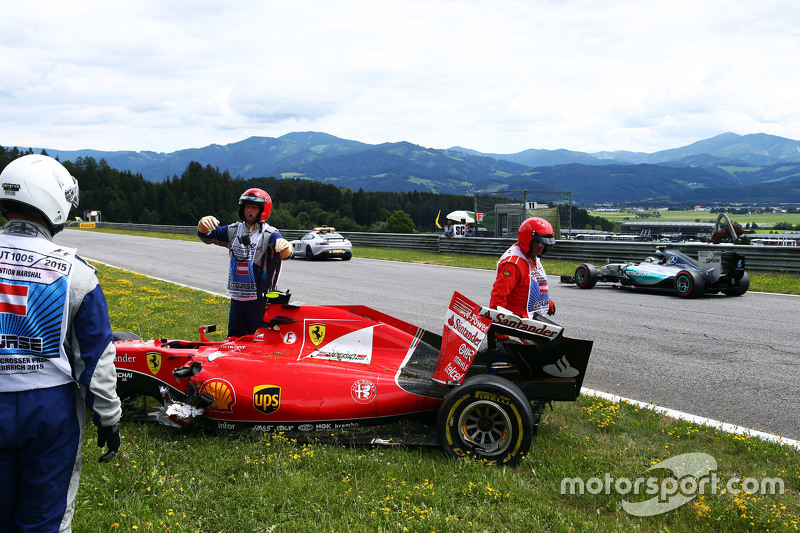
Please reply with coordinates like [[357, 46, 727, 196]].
[[561, 452, 785, 516]]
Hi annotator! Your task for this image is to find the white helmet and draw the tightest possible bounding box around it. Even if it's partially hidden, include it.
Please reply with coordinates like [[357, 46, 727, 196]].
[[0, 154, 79, 235]]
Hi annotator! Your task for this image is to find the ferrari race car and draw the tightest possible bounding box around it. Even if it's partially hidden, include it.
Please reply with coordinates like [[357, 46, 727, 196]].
[[561, 246, 748, 298], [113, 291, 593, 466], [289, 227, 352, 260]]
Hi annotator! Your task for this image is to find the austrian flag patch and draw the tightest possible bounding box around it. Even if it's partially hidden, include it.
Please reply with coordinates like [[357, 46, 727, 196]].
[[0, 282, 28, 316]]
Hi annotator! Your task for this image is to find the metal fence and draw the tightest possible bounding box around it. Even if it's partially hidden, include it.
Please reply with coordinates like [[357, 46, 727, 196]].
[[95, 222, 800, 275]]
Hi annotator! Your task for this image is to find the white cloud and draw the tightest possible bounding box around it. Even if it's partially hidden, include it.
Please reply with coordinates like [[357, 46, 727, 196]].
[[2, 0, 800, 155]]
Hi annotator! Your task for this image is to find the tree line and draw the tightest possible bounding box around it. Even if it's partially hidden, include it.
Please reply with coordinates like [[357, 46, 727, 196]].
[[1, 146, 605, 234]]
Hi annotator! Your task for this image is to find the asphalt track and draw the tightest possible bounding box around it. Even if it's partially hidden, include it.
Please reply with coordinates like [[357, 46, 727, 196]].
[[54, 230, 800, 442]]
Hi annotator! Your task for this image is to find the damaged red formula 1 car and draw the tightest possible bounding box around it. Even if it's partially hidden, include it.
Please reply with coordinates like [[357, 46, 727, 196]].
[[113, 291, 593, 466]]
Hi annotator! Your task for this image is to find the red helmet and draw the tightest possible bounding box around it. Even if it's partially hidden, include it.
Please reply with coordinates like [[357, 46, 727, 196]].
[[518, 217, 555, 255], [238, 188, 272, 222]]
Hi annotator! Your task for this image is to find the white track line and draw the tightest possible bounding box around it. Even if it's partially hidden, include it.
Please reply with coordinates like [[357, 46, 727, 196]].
[[582, 388, 800, 450]]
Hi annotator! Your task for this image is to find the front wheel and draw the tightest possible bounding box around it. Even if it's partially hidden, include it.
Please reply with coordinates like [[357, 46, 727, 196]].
[[674, 269, 705, 298], [574, 263, 598, 289], [304, 246, 314, 261], [437, 375, 534, 467]]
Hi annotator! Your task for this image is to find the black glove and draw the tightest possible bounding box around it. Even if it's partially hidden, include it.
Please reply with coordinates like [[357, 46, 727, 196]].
[[98, 424, 120, 463]]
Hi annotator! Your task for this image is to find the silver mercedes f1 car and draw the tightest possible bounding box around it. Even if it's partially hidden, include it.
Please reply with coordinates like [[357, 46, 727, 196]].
[[561, 247, 748, 298]]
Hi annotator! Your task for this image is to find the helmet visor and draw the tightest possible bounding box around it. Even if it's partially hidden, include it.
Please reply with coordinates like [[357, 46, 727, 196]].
[[532, 232, 555, 246]]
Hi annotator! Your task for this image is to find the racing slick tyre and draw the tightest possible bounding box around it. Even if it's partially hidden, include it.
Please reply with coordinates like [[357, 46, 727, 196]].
[[723, 270, 749, 296], [674, 269, 705, 298], [112, 331, 142, 341], [305, 246, 314, 261], [574, 263, 598, 289], [437, 375, 534, 467]]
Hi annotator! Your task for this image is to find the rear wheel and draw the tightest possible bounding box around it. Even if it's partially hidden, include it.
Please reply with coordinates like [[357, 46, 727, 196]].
[[113, 331, 142, 341], [723, 271, 749, 296], [437, 375, 533, 467], [674, 270, 705, 298], [574, 263, 598, 289], [305, 246, 314, 260]]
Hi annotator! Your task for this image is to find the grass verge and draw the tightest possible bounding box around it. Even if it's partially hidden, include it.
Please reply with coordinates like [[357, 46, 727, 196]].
[[71, 262, 800, 532]]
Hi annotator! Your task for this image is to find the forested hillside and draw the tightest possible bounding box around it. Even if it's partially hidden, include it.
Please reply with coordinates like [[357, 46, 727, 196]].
[[0, 148, 612, 233], [0, 148, 464, 232]]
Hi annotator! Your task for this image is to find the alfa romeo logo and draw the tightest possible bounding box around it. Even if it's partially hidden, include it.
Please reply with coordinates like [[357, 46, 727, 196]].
[[351, 379, 376, 404]]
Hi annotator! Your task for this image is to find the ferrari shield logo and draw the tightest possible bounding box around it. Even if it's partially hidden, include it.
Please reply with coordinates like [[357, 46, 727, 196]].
[[308, 323, 326, 346], [146, 351, 162, 375]]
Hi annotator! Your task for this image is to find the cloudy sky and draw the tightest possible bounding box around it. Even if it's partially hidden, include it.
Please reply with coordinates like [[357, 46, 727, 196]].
[[2, 1, 799, 155]]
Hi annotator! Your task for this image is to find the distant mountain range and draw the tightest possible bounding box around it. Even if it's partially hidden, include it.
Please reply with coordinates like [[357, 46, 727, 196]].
[[18, 131, 800, 204]]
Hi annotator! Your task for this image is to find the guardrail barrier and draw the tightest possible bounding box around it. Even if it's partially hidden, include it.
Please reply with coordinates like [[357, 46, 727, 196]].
[[91, 222, 800, 275]]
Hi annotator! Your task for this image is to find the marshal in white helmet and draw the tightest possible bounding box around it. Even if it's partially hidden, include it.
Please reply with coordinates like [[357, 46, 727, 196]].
[[0, 154, 80, 236]]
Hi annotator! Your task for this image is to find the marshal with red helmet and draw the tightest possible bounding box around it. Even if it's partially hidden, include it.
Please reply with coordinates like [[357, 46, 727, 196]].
[[238, 188, 273, 223], [197, 188, 292, 337], [490, 217, 557, 319]]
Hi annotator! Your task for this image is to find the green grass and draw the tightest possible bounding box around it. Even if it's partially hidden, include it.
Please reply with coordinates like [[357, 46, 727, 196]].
[[593, 209, 800, 229], [70, 261, 800, 532]]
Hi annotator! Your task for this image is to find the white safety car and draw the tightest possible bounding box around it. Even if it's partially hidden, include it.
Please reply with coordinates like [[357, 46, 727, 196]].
[[289, 227, 353, 260]]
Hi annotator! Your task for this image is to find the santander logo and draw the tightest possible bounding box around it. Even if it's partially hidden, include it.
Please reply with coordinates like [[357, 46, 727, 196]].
[[543, 356, 580, 378]]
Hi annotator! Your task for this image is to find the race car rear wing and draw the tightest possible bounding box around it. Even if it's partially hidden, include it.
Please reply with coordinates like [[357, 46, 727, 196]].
[[433, 292, 564, 385]]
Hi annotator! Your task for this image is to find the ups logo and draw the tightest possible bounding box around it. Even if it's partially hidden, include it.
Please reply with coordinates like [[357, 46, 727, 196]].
[[253, 385, 281, 414]]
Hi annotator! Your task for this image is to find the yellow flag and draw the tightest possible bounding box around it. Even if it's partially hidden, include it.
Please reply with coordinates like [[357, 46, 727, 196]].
[[435, 210, 442, 228]]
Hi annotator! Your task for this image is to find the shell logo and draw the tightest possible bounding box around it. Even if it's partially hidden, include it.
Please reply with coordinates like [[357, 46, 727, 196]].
[[200, 379, 236, 412]]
